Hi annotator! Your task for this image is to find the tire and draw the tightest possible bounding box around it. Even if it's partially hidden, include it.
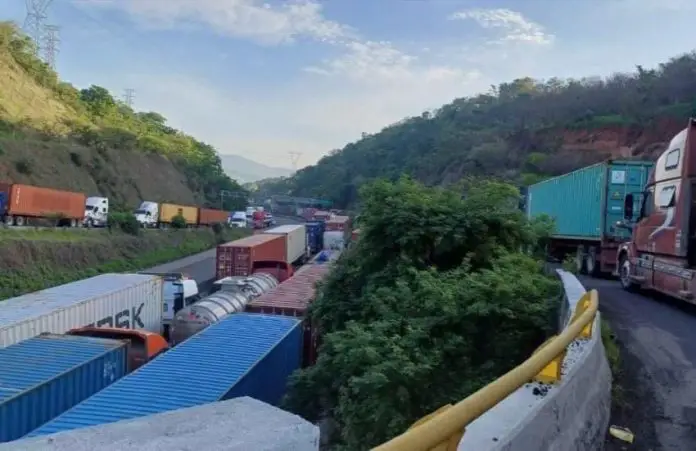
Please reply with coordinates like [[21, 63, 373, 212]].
[[575, 246, 587, 274], [619, 255, 638, 292], [586, 247, 599, 277]]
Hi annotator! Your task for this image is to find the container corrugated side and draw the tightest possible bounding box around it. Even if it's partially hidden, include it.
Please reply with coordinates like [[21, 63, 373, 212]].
[[263, 224, 307, 264], [216, 235, 286, 279], [0, 274, 164, 348], [0, 334, 127, 442], [603, 161, 653, 240], [198, 208, 229, 225], [527, 162, 606, 239], [28, 313, 302, 437], [7, 184, 85, 219]]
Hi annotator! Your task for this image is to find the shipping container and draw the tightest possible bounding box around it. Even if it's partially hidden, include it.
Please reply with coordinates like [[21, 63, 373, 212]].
[[198, 207, 229, 226], [216, 234, 287, 279], [0, 183, 85, 226], [312, 210, 333, 221], [170, 273, 278, 345], [325, 215, 350, 232], [28, 314, 303, 437], [247, 264, 332, 366], [0, 274, 164, 348], [323, 230, 345, 250], [263, 224, 307, 264], [305, 221, 325, 254], [351, 228, 360, 241], [158, 203, 198, 225], [0, 333, 128, 442], [526, 159, 654, 275]]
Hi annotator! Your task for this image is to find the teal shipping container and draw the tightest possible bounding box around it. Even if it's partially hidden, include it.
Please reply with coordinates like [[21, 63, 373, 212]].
[[526, 160, 654, 240]]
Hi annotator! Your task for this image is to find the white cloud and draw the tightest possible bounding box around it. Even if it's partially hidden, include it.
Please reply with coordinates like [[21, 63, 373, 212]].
[[449, 8, 554, 45]]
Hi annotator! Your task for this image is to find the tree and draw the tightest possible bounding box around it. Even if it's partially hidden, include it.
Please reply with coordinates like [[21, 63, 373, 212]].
[[283, 178, 560, 449]]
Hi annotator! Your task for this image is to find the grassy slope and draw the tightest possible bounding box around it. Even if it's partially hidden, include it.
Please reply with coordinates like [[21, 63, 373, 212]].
[[0, 228, 250, 299], [0, 43, 202, 209]]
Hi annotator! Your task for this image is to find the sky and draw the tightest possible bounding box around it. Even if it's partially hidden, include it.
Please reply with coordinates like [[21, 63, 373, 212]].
[[3, 0, 696, 169]]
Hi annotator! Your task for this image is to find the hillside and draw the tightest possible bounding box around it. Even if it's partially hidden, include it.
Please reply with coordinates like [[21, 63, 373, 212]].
[[219, 154, 293, 184], [273, 52, 696, 207], [0, 22, 246, 211]]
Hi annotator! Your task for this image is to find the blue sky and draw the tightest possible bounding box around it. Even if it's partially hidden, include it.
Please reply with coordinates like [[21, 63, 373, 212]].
[[3, 0, 695, 168]]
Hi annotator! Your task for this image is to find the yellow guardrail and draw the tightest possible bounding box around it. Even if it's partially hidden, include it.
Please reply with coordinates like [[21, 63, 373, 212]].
[[373, 289, 599, 451]]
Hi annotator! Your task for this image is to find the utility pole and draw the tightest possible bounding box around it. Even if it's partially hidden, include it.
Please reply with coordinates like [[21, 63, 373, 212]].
[[42, 24, 60, 70], [24, 0, 54, 58], [123, 88, 135, 107], [289, 151, 302, 171]]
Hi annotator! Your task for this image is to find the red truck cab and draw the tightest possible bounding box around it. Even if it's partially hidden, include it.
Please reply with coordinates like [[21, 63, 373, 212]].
[[619, 119, 696, 301]]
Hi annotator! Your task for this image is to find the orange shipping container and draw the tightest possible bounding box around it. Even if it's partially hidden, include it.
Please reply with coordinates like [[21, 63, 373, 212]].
[[326, 215, 351, 232], [198, 208, 228, 225], [0, 183, 85, 221], [246, 264, 331, 366], [215, 234, 287, 279]]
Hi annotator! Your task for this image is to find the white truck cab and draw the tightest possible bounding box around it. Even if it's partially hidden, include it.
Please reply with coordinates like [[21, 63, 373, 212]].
[[134, 201, 159, 228], [84, 196, 109, 227], [230, 211, 248, 228], [139, 271, 200, 341]]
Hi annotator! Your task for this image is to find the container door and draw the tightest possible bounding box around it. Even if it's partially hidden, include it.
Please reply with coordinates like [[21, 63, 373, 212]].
[[605, 163, 652, 240]]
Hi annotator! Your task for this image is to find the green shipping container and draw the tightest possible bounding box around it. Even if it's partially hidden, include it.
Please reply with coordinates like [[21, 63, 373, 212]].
[[526, 160, 654, 240]]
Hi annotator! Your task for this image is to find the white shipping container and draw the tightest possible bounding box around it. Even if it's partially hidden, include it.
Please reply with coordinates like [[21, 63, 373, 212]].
[[263, 224, 307, 264], [323, 231, 345, 251], [0, 274, 164, 348]]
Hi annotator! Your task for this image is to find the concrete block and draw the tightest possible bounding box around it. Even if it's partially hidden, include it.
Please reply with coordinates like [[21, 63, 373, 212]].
[[3, 397, 319, 451]]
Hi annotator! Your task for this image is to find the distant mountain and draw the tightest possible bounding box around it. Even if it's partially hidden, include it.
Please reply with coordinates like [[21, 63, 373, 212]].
[[219, 154, 293, 184]]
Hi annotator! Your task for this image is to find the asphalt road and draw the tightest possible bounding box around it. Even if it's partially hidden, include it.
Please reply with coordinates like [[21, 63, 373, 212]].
[[147, 216, 304, 292], [580, 275, 696, 450]]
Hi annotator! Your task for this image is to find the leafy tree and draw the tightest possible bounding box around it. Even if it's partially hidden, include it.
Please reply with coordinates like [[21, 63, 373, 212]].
[[170, 213, 187, 229], [283, 178, 560, 449]]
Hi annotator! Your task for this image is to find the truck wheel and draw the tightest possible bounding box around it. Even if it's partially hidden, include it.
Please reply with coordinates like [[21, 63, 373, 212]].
[[3, 215, 13, 226], [619, 256, 637, 292], [575, 246, 587, 274], [15, 216, 25, 227], [585, 247, 599, 277]]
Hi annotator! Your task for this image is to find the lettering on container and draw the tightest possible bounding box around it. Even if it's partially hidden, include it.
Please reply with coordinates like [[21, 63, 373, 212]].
[[86, 303, 145, 329]]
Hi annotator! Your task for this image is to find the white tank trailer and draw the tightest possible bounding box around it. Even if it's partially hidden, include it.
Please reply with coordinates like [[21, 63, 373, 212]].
[[169, 273, 278, 345]]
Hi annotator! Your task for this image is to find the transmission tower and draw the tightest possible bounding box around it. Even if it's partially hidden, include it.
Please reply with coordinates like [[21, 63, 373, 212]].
[[123, 88, 135, 107], [24, 0, 54, 57], [289, 151, 302, 171], [42, 24, 60, 70]]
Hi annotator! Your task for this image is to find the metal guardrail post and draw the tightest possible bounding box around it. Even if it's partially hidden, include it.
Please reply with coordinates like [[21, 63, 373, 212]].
[[372, 289, 599, 451]]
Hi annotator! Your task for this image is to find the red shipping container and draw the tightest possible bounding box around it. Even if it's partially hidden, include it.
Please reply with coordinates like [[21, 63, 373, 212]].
[[0, 182, 85, 222], [312, 210, 332, 221], [326, 215, 350, 232], [215, 234, 286, 279], [198, 207, 229, 225], [351, 228, 360, 241], [246, 264, 331, 366]]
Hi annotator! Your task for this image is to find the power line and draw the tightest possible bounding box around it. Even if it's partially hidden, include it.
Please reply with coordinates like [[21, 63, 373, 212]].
[[42, 24, 60, 70], [289, 152, 302, 171], [123, 88, 135, 107], [23, 0, 53, 57]]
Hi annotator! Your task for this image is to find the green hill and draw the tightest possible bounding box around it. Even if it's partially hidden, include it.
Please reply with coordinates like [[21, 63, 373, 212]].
[[274, 52, 696, 207], [0, 22, 245, 211]]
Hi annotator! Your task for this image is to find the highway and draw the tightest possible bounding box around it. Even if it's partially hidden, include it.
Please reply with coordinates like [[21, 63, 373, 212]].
[[581, 276, 696, 451], [147, 216, 304, 293]]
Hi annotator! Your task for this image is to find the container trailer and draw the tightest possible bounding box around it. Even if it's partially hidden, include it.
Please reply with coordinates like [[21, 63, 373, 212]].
[[170, 273, 278, 345], [617, 119, 696, 302], [198, 207, 229, 226], [27, 314, 303, 437], [323, 230, 346, 251], [305, 221, 325, 254], [0, 183, 85, 227], [159, 202, 198, 226], [526, 160, 653, 276], [216, 234, 292, 281], [0, 274, 164, 348], [263, 224, 308, 265], [246, 261, 333, 366], [0, 333, 129, 443], [325, 215, 351, 232]]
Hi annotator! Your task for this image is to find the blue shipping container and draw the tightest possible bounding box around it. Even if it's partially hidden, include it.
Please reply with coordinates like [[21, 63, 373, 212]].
[[0, 333, 127, 443], [28, 313, 302, 438], [526, 160, 653, 240], [305, 221, 325, 254]]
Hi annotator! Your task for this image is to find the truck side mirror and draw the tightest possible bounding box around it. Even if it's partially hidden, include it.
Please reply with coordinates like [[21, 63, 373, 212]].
[[624, 193, 634, 220]]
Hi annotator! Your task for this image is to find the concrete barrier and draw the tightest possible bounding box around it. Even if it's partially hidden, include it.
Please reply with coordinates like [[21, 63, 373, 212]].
[[458, 270, 611, 451], [4, 397, 320, 451]]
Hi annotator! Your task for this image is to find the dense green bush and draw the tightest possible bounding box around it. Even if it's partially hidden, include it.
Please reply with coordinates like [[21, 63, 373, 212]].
[[282, 177, 560, 449], [107, 211, 141, 236], [170, 214, 187, 229]]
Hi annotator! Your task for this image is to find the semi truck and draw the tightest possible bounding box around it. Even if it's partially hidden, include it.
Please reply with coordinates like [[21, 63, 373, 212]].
[[618, 119, 696, 301], [0, 183, 86, 227], [526, 160, 654, 275], [83, 196, 109, 227], [133, 201, 228, 228], [216, 234, 294, 282]]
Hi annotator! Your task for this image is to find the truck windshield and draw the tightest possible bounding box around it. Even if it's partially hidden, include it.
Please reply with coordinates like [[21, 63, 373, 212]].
[[134, 209, 147, 215]]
